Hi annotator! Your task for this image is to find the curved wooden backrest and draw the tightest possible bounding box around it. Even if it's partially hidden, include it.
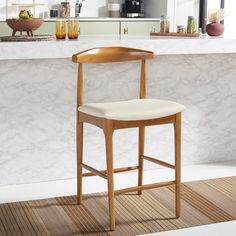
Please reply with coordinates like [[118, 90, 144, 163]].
[[73, 47, 155, 107], [72, 46, 154, 64]]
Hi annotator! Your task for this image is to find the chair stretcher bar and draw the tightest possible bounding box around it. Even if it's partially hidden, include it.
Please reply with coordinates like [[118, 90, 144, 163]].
[[81, 163, 108, 179], [115, 181, 175, 195], [82, 165, 139, 178], [142, 155, 175, 169]]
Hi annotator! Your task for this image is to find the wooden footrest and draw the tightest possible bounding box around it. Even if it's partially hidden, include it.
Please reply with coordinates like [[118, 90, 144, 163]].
[[82, 165, 139, 178], [115, 181, 175, 195]]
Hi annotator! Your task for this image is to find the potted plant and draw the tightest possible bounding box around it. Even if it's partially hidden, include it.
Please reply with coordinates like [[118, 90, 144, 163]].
[[206, 9, 227, 36]]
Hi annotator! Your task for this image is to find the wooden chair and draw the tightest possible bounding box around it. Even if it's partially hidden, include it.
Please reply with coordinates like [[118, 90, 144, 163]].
[[72, 47, 185, 231]]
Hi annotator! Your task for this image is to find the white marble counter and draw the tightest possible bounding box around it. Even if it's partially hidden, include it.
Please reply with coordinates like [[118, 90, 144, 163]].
[[43, 17, 161, 22], [1, 35, 236, 60], [0, 35, 236, 186], [0, 17, 161, 23]]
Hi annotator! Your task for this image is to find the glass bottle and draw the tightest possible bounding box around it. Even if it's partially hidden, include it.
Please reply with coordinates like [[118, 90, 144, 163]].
[[56, 19, 66, 39], [61, 2, 70, 18], [177, 25, 185, 33], [68, 19, 79, 39], [187, 16, 197, 34], [160, 15, 170, 33]]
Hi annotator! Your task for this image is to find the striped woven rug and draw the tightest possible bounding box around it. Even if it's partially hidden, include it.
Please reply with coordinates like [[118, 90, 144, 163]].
[[0, 176, 236, 236]]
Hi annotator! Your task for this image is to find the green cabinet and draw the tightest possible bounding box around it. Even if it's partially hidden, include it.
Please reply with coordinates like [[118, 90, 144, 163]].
[[35, 22, 56, 35], [0, 22, 12, 36], [121, 21, 160, 37], [79, 21, 120, 35], [0, 22, 55, 36], [0, 20, 160, 37], [35, 21, 120, 36], [0, 21, 120, 37]]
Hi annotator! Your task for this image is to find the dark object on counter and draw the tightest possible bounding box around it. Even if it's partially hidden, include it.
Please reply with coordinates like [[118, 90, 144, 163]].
[[6, 18, 43, 36], [75, 0, 82, 18], [122, 0, 144, 18], [220, 0, 225, 24], [0, 35, 54, 42], [220, 0, 225, 8], [199, 0, 207, 34], [50, 9, 59, 18], [206, 22, 225, 36], [126, 13, 144, 18]]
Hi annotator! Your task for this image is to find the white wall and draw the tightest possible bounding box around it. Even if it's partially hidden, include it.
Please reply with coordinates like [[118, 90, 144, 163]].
[[171, 0, 235, 34], [1, 0, 235, 35], [183, 0, 235, 35], [175, 0, 199, 27], [144, 0, 176, 31], [144, 0, 200, 32], [144, 0, 167, 18], [70, 0, 108, 17], [1, 0, 109, 19], [223, 0, 236, 35]]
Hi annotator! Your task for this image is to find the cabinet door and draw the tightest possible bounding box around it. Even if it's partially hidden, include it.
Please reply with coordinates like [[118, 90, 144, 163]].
[[79, 22, 120, 36], [121, 21, 160, 37], [34, 22, 56, 35], [0, 22, 55, 36], [0, 23, 13, 36]]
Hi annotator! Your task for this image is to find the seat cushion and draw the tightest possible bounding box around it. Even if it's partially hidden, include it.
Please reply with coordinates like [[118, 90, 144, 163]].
[[78, 99, 185, 121]]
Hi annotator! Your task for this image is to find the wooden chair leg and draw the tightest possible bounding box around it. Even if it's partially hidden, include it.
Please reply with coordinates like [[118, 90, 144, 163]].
[[138, 126, 145, 195], [174, 113, 181, 218], [104, 121, 115, 231], [77, 121, 83, 205]]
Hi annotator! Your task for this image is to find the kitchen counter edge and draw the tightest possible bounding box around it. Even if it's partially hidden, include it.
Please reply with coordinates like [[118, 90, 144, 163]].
[[0, 35, 236, 60]]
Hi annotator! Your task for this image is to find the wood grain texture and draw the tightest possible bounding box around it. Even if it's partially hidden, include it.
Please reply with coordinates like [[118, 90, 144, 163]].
[[142, 155, 175, 169], [0, 35, 54, 42], [174, 113, 181, 218], [72, 47, 154, 64], [73, 47, 183, 231], [81, 163, 107, 179], [0, 177, 236, 235], [82, 166, 139, 177], [76, 121, 83, 205], [104, 120, 115, 231], [138, 127, 145, 195], [150, 32, 200, 37]]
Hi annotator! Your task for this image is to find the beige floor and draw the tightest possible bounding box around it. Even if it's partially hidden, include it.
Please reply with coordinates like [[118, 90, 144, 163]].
[[1, 160, 236, 236]]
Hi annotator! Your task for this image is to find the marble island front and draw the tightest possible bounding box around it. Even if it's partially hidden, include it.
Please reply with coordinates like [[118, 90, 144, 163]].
[[1, 35, 236, 60], [0, 36, 236, 186]]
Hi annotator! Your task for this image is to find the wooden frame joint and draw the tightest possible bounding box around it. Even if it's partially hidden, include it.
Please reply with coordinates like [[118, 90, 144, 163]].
[[81, 163, 107, 179], [142, 155, 175, 169]]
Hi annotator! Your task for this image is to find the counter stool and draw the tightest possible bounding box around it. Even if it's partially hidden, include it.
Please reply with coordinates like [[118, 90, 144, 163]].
[[72, 47, 185, 231]]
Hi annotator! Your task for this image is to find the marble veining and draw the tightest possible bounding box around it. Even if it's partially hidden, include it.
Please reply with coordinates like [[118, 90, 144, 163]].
[[0, 54, 236, 186], [1, 36, 236, 60]]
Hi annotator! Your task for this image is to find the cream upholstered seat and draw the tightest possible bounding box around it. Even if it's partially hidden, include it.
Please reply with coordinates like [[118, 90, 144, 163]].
[[79, 98, 185, 121]]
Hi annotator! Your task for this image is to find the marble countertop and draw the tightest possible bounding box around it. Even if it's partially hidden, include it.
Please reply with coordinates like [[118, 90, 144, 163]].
[[0, 17, 160, 22], [1, 35, 236, 60], [44, 17, 161, 22]]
